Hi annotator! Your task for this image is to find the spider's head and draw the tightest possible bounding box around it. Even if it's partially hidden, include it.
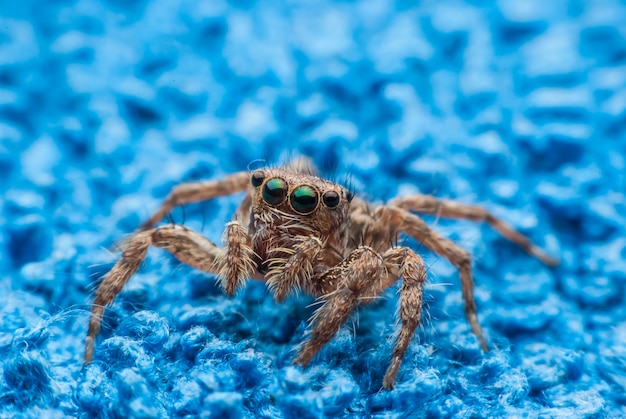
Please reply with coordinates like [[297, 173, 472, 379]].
[[249, 168, 354, 237]]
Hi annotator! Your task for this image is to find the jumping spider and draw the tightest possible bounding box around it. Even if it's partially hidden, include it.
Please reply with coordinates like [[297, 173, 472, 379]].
[[84, 159, 557, 389]]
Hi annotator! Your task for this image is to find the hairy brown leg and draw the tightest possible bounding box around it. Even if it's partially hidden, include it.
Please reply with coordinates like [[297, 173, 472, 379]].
[[139, 171, 251, 231], [293, 247, 383, 370], [381, 247, 427, 389], [294, 245, 426, 389], [212, 220, 258, 296], [377, 206, 489, 352], [265, 236, 324, 303], [85, 225, 223, 363], [389, 195, 558, 266], [138, 157, 318, 233]]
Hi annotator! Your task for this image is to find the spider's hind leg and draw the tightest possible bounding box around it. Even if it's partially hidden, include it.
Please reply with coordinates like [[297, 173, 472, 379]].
[[389, 195, 558, 266]]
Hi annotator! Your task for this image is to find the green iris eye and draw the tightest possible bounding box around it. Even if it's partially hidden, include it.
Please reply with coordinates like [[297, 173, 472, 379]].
[[263, 178, 287, 205], [290, 185, 318, 214]]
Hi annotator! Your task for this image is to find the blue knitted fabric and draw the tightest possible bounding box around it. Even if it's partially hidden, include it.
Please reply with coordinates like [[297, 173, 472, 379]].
[[1, 0, 624, 417]]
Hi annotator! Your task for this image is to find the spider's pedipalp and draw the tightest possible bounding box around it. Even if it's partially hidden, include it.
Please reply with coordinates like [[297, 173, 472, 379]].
[[265, 236, 324, 302], [213, 220, 257, 297]]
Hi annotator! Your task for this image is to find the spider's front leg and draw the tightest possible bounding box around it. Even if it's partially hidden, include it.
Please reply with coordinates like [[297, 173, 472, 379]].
[[294, 245, 427, 389], [137, 157, 317, 233], [378, 206, 489, 351], [85, 225, 223, 362]]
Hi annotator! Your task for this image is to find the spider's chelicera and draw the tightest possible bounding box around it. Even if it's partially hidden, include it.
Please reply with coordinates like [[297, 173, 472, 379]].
[[84, 158, 557, 389]]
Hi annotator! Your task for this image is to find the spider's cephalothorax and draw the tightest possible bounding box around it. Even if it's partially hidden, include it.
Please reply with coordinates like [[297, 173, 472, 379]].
[[84, 159, 557, 389], [244, 169, 353, 297]]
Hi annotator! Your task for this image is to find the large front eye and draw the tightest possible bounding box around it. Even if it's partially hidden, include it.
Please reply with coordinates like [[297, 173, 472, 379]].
[[263, 178, 287, 205], [290, 185, 319, 214]]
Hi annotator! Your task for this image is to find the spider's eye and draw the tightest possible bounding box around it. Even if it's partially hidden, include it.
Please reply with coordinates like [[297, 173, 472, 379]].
[[290, 185, 319, 214], [322, 191, 340, 208], [251, 170, 265, 187], [346, 190, 354, 203], [263, 177, 287, 205]]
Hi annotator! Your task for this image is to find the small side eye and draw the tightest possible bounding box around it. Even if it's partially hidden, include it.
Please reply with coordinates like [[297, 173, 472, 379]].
[[262, 177, 287, 205], [322, 191, 340, 208], [290, 185, 319, 214], [346, 190, 354, 203], [251, 170, 265, 187]]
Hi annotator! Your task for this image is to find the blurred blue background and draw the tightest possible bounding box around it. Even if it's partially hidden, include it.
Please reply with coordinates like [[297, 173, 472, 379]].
[[1, 0, 625, 417]]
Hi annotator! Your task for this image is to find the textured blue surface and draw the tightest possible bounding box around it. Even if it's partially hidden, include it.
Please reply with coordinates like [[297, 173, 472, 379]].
[[1, 0, 625, 417]]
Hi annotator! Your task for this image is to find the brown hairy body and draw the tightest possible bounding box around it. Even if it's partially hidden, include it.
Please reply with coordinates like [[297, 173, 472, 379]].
[[84, 159, 557, 389]]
